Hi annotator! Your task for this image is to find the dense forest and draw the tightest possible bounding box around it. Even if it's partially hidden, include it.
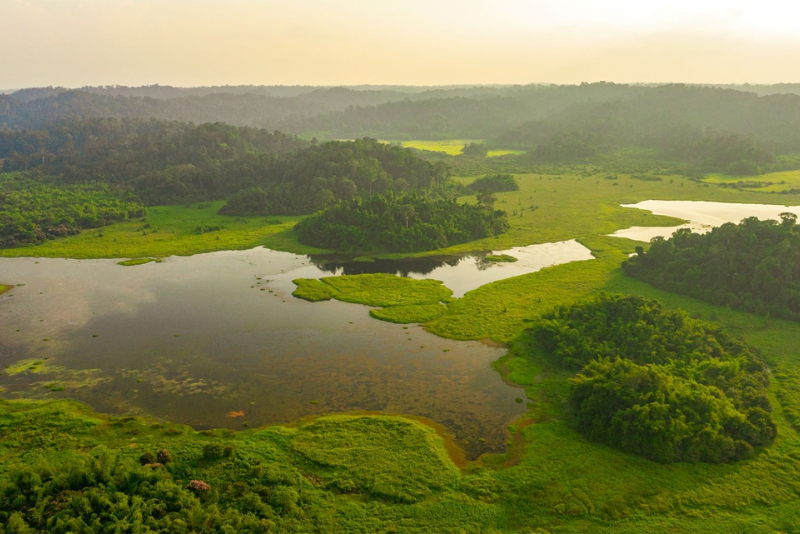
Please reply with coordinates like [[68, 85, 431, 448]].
[[218, 139, 449, 216], [0, 119, 452, 247], [0, 174, 144, 247], [5, 83, 800, 175], [623, 215, 800, 320], [532, 294, 775, 463], [294, 193, 509, 252]]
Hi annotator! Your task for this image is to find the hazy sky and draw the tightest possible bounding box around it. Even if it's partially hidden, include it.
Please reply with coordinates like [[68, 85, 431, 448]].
[[2, 0, 799, 88]]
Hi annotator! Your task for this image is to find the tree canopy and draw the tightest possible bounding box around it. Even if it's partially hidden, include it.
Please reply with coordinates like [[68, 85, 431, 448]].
[[531, 294, 776, 463], [294, 193, 509, 253], [623, 215, 800, 320]]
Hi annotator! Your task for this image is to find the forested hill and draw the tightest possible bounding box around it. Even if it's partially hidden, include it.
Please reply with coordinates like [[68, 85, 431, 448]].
[[0, 119, 446, 208], [623, 215, 800, 321], [0, 118, 307, 204], [0, 86, 514, 131], [5, 84, 800, 151]]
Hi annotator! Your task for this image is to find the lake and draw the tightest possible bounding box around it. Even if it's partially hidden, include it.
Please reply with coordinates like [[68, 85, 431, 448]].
[[0, 240, 592, 458]]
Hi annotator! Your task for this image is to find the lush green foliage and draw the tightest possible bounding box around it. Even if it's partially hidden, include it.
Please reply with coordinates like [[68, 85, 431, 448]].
[[531, 294, 775, 463], [624, 214, 800, 320], [218, 138, 449, 217], [294, 193, 509, 252], [293, 274, 452, 307], [461, 142, 488, 157], [0, 202, 323, 260], [467, 174, 519, 193], [0, 174, 144, 247], [0, 400, 480, 533]]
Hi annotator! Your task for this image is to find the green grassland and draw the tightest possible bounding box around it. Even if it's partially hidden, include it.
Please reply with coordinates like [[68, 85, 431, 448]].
[[703, 169, 800, 192], [0, 202, 327, 260], [383, 139, 526, 158]]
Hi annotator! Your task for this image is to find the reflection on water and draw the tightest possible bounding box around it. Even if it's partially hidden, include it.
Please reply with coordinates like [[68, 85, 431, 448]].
[[308, 239, 593, 298], [0, 242, 592, 457], [612, 200, 800, 242]]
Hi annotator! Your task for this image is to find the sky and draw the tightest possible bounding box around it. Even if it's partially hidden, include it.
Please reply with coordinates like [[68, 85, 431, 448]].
[[1, 0, 799, 88]]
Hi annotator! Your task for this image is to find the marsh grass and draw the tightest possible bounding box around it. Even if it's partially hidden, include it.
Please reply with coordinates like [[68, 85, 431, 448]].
[[369, 303, 447, 323]]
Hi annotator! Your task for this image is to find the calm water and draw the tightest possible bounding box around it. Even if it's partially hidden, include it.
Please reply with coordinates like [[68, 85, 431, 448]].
[[0, 241, 592, 457], [612, 200, 800, 242]]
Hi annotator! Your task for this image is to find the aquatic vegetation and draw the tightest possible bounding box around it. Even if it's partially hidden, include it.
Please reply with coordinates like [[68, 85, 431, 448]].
[[0, 284, 11, 295], [369, 303, 447, 323], [484, 254, 517, 263], [291, 278, 336, 301], [294, 273, 451, 308], [117, 257, 162, 266], [4, 359, 53, 376]]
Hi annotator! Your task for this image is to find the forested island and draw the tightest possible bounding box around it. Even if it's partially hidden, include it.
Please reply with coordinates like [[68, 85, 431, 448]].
[[294, 193, 509, 252], [624, 214, 800, 320], [532, 294, 776, 463]]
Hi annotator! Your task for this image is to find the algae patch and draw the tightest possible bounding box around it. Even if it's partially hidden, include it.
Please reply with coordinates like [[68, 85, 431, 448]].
[[485, 254, 518, 263], [117, 257, 163, 266]]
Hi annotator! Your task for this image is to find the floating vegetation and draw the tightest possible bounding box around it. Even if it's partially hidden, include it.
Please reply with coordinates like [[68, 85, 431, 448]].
[[121, 368, 230, 397], [484, 254, 518, 263], [117, 257, 162, 266]]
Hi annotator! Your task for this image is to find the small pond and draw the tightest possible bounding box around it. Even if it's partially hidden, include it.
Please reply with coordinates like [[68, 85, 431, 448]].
[[0, 240, 592, 458]]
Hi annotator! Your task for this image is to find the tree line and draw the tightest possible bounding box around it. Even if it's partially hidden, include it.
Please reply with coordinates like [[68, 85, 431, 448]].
[[623, 214, 800, 320]]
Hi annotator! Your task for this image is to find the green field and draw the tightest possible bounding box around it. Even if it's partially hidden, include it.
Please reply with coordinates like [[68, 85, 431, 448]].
[[704, 169, 800, 192], [383, 139, 526, 157], [0, 202, 327, 260]]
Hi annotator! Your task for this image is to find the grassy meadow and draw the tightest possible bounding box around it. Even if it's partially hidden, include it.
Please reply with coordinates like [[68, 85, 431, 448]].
[[383, 139, 526, 157], [0, 201, 327, 260], [703, 169, 800, 192]]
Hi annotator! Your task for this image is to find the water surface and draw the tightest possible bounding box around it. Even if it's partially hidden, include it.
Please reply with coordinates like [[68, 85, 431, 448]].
[[0, 242, 591, 457], [612, 200, 800, 242]]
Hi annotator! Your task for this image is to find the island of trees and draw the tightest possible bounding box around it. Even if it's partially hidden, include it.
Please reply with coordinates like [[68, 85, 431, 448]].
[[623, 214, 800, 320], [531, 294, 776, 463], [294, 193, 509, 252]]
